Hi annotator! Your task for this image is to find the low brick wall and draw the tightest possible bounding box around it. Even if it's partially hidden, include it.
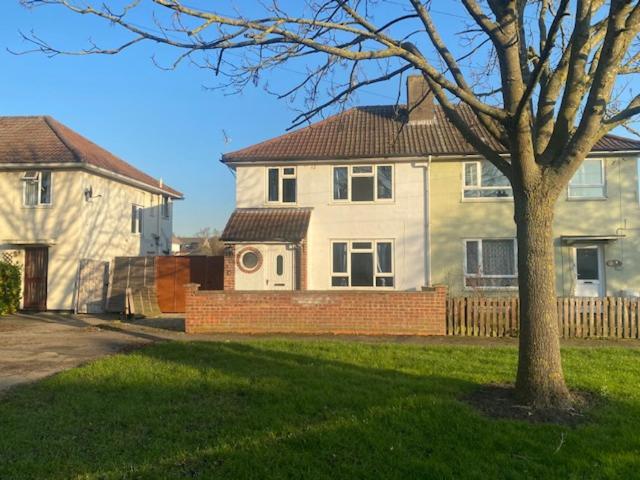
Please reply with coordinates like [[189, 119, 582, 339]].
[[184, 284, 447, 336]]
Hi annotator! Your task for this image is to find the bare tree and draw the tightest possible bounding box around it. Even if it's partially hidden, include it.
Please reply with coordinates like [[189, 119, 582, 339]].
[[18, 0, 640, 409]]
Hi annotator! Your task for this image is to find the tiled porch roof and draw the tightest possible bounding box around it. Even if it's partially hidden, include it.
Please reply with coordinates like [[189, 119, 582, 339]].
[[221, 208, 312, 243]]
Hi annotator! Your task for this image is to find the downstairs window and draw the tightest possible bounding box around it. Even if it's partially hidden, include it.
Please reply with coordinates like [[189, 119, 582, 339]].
[[464, 239, 517, 288], [331, 240, 394, 288]]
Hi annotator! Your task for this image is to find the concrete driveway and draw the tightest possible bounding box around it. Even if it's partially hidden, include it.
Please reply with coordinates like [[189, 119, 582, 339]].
[[0, 312, 166, 396]]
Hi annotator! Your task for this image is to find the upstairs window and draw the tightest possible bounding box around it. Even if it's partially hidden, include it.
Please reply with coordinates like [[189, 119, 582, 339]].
[[331, 240, 394, 288], [22, 171, 52, 207], [162, 196, 170, 218], [267, 167, 296, 203], [131, 205, 143, 234], [463, 161, 512, 199], [464, 239, 518, 288], [333, 165, 393, 202], [568, 159, 605, 199]]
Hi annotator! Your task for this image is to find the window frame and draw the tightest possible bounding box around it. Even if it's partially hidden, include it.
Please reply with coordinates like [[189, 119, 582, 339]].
[[463, 238, 518, 290], [131, 204, 143, 235], [462, 161, 513, 202], [330, 239, 395, 289], [161, 195, 170, 218], [332, 164, 394, 203], [22, 170, 53, 207], [266, 166, 297, 204], [567, 158, 606, 200]]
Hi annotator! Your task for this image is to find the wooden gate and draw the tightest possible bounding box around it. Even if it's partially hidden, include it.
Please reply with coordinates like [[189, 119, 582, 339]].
[[76, 259, 110, 314], [156, 256, 224, 313], [24, 247, 48, 311]]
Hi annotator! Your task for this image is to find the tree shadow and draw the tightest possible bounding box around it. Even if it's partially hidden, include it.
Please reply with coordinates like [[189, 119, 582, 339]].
[[0, 342, 639, 479]]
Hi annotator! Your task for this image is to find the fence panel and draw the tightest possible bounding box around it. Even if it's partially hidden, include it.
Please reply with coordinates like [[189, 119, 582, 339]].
[[446, 296, 640, 339]]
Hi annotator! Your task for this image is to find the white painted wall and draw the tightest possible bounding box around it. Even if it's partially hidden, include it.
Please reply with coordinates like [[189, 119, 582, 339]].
[[0, 168, 175, 310], [235, 162, 427, 291]]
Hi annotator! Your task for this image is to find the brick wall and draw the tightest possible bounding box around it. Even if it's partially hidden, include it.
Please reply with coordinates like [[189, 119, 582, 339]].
[[184, 284, 447, 336], [223, 245, 235, 291]]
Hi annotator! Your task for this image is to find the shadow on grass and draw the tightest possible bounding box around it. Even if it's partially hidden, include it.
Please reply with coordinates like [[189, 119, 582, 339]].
[[0, 341, 639, 479]]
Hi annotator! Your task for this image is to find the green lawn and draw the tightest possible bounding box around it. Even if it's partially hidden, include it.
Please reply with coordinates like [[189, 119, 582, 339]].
[[0, 341, 639, 479]]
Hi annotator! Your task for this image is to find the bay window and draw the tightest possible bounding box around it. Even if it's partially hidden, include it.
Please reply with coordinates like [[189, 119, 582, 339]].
[[463, 161, 512, 199], [22, 171, 52, 206], [464, 239, 517, 288], [568, 159, 605, 199], [267, 167, 296, 203], [331, 240, 394, 288], [333, 165, 393, 202]]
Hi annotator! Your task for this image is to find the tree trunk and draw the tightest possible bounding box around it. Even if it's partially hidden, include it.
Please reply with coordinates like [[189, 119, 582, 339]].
[[514, 190, 573, 409]]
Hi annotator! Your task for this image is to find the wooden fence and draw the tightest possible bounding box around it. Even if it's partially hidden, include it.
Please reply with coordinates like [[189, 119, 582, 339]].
[[446, 296, 640, 339]]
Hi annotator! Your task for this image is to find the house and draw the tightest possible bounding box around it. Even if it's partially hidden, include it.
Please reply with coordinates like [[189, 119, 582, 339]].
[[171, 235, 225, 256], [0, 116, 183, 311], [220, 76, 640, 298]]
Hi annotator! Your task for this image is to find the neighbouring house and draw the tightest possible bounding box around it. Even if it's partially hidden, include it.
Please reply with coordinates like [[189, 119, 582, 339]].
[[220, 75, 640, 298], [0, 116, 183, 311], [171, 235, 224, 256]]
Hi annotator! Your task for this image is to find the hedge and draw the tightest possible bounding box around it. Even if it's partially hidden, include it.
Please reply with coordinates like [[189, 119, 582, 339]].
[[0, 261, 21, 315]]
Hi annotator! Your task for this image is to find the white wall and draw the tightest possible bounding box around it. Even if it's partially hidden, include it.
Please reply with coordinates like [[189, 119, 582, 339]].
[[235, 162, 427, 290], [0, 168, 174, 310]]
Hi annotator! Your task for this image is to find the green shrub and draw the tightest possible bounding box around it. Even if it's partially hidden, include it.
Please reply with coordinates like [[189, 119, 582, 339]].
[[0, 261, 21, 315]]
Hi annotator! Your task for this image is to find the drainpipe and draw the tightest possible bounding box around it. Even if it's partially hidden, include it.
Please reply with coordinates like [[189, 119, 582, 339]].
[[425, 155, 433, 287]]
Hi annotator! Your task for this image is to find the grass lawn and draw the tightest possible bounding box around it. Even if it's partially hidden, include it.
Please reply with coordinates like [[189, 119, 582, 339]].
[[0, 341, 639, 479]]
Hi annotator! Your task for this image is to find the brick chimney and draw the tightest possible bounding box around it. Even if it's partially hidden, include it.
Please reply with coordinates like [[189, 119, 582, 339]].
[[407, 74, 435, 124]]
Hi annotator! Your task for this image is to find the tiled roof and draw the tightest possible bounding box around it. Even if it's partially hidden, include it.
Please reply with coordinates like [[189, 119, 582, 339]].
[[221, 208, 312, 242], [0, 116, 182, 197], [222, 104, 640, 162]]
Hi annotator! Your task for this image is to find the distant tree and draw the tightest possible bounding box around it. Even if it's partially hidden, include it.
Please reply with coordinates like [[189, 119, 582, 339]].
[[20, 0, 640, 409]]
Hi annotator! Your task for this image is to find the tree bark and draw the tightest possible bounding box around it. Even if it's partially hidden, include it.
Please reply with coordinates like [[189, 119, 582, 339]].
[[514, 188, 573, 409]]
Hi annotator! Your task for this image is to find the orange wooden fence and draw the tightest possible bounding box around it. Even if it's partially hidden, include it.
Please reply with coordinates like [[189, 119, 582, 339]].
[[446, 296, 640, 339]]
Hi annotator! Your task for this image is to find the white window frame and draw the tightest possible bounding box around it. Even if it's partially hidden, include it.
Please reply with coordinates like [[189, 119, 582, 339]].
[[266, 166, 297, 204], [161, 195, 170, 218], [568, 158, 606, 200], [330, 239, 395, 289], [463, 238, 518, 290], [131, 204, 143, 235], [22, 171, 53, 207], [462, 161, 513, 201], [332, 164, 394, 203]]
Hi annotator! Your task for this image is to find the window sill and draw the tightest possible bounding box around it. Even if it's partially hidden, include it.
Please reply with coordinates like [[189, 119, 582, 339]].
[[330, 200, 395, 205], [22, 204, 54, 209], [461, 197, 513, 203], [330, 286, 396, 290]]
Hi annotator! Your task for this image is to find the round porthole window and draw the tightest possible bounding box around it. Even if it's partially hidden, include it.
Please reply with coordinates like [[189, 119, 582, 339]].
[[237, 247, 263, 273], [242, 251, 259, 269]]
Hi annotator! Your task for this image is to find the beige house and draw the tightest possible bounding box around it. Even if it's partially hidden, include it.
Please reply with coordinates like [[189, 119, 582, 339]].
[[221, 76, 640, 297], [0, 116, 182, 311]]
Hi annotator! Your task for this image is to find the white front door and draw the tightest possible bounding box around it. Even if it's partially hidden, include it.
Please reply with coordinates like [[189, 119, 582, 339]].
[[265, 244, 294, 290], [574, 246, 604, 297]]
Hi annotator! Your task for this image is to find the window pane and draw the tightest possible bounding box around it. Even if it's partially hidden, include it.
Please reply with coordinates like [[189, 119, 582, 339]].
[[276, 255, 284, 276], [283, 167, 295, 176], [376, 243, 392, 273], [465, 277, 518, 287], [377, 165, 392, 199], [376, 277, 394, 287], [464, 163, 477, 186], [131, 206, 137, 233], [352, 242, 372, 250], [482, 240, 515, 276], [282, 178, 296, 203], [24, 181, 38, 206], [481, 161, 510, 187], [40, 171, 52, 204], [569, 186, 604, 198], [332, 243, 347, 273], [352, 165, 373, 174], [332, 276, 349, 287], [351, 252, 374, 286], [268, 169, 279, 202], [333, 167, 348, 200], [466, 241, 479, 274], [138, 208, 143, 233], [464, 188, 512, 198], [571, 159, 603, 186], [576, 248, 599, 280], [352, 176, 374, 201]]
